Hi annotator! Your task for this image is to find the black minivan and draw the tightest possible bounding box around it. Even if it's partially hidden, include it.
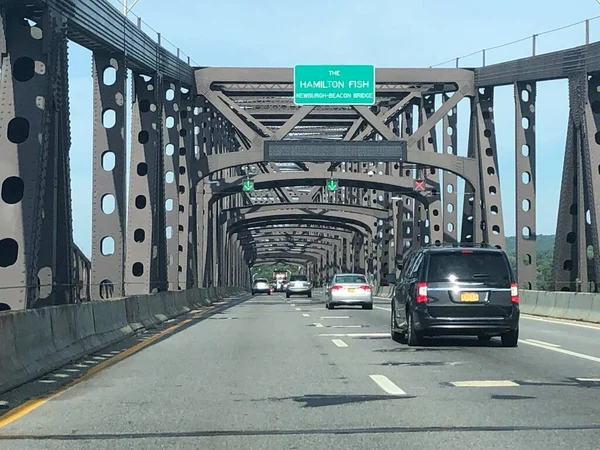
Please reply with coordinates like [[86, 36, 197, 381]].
[[391, 245, 519, 347]]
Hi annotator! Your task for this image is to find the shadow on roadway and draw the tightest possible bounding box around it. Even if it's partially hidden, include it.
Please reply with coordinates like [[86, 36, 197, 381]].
[[241, 393, 415, 408]]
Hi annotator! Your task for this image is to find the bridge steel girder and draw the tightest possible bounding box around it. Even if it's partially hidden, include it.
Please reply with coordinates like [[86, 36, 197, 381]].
[[220, 203, 390, 223], [552, 73, 600, 293], [207, 172, 435, 208], [226, 214, 374, 280], [231, 218, 370, 275], [221, 204, 388, 271], [0, 9, 75, 310]]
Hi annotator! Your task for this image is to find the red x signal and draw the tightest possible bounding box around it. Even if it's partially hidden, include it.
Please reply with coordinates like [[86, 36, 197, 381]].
[[414, 179, 425, 191]]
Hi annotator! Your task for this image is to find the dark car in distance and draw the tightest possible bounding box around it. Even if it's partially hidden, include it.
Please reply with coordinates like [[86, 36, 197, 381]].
[[390, 244, 519, 347]]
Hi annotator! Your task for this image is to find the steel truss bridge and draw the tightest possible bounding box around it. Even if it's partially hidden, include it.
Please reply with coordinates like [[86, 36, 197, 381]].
[[0, 0, 599, 311]]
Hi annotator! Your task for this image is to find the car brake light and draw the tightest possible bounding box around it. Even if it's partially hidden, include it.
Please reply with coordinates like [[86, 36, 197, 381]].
[[510, 282, 519, 303], [461, 250, 473, 254], [331, 285, 343, 291], [359, 285, 371, 291], [416, 282, 428, 303]]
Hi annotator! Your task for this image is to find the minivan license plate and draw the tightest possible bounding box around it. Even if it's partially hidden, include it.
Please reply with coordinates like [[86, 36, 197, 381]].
[[460, 292, 479, 302]]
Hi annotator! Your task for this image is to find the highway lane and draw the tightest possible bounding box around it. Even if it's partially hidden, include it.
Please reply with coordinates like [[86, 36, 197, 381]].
[[1, 290, 600, 449]]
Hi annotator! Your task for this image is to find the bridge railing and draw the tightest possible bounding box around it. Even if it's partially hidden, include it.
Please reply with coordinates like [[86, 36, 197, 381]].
[[431, 15, 600, 69]]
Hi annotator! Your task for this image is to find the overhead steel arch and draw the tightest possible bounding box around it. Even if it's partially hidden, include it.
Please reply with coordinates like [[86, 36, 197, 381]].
[[230, 219, 370, 245], [202, 148, 478, 190], [207, 171, 436, 207], [221, 202, 390, 222], [226, 211, 378, 236], [236, 226, 355, 242], [241, 236, 340, 248]]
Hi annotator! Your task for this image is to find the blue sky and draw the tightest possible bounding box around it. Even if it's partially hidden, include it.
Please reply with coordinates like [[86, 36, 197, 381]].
[[67, 0, 600, 257]]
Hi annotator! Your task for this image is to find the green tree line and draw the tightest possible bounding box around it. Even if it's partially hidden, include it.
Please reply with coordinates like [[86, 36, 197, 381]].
[[505, 234, 554, 290]]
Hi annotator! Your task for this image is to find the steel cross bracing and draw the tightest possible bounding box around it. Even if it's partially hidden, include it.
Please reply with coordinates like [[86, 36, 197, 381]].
[[3, 0, 600, 313]]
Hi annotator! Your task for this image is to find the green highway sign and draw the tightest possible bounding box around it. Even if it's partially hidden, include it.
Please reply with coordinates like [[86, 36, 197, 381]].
[[294, 65, 375, 106], [326, 178, 338, 192], [242, 178, 254, 192]]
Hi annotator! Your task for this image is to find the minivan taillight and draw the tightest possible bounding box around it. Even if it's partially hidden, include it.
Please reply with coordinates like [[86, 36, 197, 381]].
[[510, 282, 519, 303], [331, 285, 343, 291], [416, 282, 428, 303], [359, 285, 371, 291]]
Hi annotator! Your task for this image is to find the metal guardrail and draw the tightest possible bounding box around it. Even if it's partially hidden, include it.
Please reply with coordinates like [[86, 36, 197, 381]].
[[0, 0, 196, 85]]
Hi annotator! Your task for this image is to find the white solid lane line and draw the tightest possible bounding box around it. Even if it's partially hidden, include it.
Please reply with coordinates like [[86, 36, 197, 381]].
[[302, 313, 310, 317], [576, 377, 600, 382], [521, 340, 600, 364], [317, 332, 389, 337], [369, 375, 407, 395], [374, 306, 391, 312], [523, 338, 561, 348], [522, 315, 600, 331], [332, 339, 348, 348]]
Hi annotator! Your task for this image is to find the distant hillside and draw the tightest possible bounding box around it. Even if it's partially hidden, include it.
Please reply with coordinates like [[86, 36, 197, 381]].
[[504, 234, 555, 290], [504, 234, 555, 257]]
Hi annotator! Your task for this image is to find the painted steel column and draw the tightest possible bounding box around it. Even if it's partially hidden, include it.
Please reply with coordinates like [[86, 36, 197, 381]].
[[401, 108, 416, 253], [442, 93, 458, 244], [474, 87, 505, 248], [552, 73, 600, 292], [0, 10, 70, 310], [163, 82, 181, 291], [515, 82, 537, 289], [91, 54, 127, 300], [37, 12, 74, 307], [177, 91, 194, 289], [461, 102, 478, 243], [125, 73, 164, 295], [419, 94, 443, 245]]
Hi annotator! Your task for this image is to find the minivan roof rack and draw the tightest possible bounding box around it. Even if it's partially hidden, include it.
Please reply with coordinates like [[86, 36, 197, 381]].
[[423, 242, 496, 249]]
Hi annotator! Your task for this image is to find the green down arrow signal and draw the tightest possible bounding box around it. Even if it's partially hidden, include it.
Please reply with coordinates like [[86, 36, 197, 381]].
[[327, 179, 338, 192], [242, 179, 254, 192]]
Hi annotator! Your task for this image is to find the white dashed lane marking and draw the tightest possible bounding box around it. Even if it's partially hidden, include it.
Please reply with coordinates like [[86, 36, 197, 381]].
[[369, 375, 407, 395], [319, 316, 350, 319], [295, 308, 301, 311], [313, 323, 324, 328], [576, 378, 600, 382], [332, 339, 348, 348], [450, 380, 520, 387], [302, 313, 310, 317]]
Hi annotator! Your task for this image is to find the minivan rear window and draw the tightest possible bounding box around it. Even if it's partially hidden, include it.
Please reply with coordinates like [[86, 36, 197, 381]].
[[254, 278, 268, 283], [290, 275, 308, 281], [426, 251, 511, 283]]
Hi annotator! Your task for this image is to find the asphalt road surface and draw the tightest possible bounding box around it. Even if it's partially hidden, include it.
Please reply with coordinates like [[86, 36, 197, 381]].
[[2, 290, 600, 449]]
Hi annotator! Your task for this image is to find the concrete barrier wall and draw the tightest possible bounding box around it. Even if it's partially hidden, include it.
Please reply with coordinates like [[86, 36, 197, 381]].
[[0, 286, 245, 395], [519, 289, 600, 324]]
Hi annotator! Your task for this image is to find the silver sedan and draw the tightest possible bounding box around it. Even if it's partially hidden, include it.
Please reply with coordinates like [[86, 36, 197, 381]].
[[325, 273, 373, 310]]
